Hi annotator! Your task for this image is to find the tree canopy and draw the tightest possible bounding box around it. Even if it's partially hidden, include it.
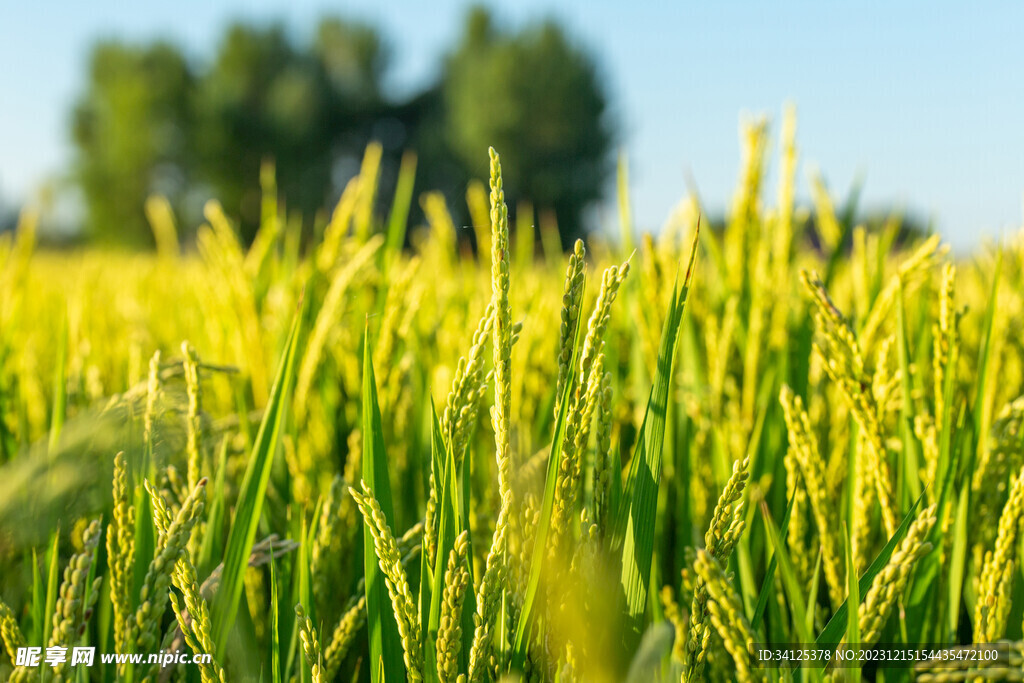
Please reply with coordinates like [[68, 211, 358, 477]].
[[72, 41, 195, 246], [443, 8, 613, 245], [69, 7, 615, 248]]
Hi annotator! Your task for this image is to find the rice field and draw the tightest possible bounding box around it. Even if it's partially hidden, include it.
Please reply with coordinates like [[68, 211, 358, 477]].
[[2, 110, 1024, 682]]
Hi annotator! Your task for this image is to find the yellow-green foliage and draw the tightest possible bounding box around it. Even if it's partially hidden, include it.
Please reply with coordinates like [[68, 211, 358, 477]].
[[2, 109, 1024, 683]]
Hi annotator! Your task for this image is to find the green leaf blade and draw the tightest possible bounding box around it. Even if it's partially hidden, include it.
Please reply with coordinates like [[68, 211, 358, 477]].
[[361, 326, 405, 683], [616, 227, 698, 651], [212, 309, 303, 659]]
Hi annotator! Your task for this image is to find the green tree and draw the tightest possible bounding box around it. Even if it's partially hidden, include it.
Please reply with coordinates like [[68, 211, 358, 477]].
[[443, 7, 614, 245], [194, 20, 387, 240], [69, 11, 615, 250], [71, 42, 194, 245]]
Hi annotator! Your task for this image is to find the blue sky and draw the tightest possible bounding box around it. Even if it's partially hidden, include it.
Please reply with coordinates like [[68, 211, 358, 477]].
[[2, 1, 1022, 249]]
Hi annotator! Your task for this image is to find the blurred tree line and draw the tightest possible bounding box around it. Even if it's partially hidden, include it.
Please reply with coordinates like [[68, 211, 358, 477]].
[[71, 6, 614, 248]]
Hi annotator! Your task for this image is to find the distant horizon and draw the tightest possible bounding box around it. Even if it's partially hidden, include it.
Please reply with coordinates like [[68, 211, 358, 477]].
[[3, 1, 1023, 251]]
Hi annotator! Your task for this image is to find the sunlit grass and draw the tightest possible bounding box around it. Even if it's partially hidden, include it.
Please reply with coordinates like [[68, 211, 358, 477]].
[[2, 110, 1024, 682]]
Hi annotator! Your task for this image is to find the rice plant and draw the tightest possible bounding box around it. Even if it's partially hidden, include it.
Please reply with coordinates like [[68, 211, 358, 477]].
[[2, 109, 1024, 682]]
